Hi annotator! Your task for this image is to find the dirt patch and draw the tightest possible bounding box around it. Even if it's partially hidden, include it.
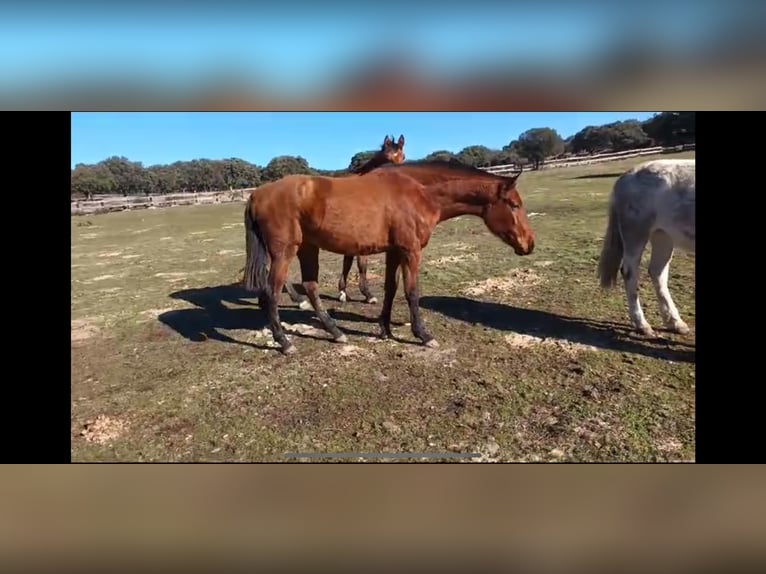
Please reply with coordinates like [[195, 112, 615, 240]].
[[79, 415, 127, 444], [132, 228, 152, 234], [402, 345, 457, 367], [217, 249, 241, 256], [122, 254, 140, 259], [190, 231, 207, 236], [656, 437, 684, 454], [430, 253, 478, 267], [442, 242, 472, 251], [281, 322, 330, 339], [335, 344, 371, 357], [160, 237, 173, 241], [138, 308, 177, 323], [534, 260, 554, 267], [89, 274, 116, 282], [71, 319, 101, 343], [463, 268, 544, 297], [503, 332, 597, 356], [80, 233, 99, 239], [99, 251, 123, 258]]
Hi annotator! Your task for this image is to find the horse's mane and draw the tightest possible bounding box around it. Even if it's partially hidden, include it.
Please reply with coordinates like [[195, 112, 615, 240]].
[[377, 159, 517, 179]]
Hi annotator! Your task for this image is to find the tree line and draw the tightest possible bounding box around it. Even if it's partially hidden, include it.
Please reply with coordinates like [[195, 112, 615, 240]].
[[71, 112, 694, 199]]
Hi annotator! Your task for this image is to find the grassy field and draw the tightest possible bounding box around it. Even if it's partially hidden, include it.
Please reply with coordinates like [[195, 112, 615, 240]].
[[71, 152, 696, 462]]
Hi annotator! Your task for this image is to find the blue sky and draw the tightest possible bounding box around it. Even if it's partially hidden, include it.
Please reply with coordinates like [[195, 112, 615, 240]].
[[71, 112, 656, 170], [2, 2, 742, 94]]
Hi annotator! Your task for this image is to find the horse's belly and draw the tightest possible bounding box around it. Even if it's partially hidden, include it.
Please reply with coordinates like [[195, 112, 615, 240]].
[[304, 229, 388, 256], [669, 227, 695, 252]]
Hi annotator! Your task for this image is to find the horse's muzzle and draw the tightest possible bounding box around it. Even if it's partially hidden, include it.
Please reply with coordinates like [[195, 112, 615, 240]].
[[515, 236, 535, 256]]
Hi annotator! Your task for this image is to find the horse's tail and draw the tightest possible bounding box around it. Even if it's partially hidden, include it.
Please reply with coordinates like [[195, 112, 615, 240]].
[[243, 195, 269, 293], [597, 197, 623, 289]]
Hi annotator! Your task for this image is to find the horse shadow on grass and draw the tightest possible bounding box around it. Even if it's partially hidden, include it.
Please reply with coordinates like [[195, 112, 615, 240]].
[[158, 283, 379, 351], [419, 296, 695, 363], [568, 172, 625, 180]]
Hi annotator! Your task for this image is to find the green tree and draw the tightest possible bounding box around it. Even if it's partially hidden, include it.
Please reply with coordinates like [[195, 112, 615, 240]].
[[220, 159, 252, 189], [100, 156, 147, 195], [605, 120, 651, 151], [570, 125, 612, 154], [348, 151, 376, 173], [642, 112, 695, 146], [456, 145, 495, 167], [70, 164, 116, 198], [263, 155, 313, 182], [516, 128, 565, 169]]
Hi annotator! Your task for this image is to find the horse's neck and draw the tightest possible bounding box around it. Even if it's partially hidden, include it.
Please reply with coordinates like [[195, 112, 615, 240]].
[[356, 154, 386, 175], [426, 179, 496, 221]]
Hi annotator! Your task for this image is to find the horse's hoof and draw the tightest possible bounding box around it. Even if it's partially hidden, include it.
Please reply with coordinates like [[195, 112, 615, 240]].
[[671, 321, 690, 335], [424, 339, 440, 348], [338, 292, 347, 303], [638, 325, 656, 338], [298, 299, 313, 311], [366, 297, 378, 305], [334, 334, 348, 344], [282, 344, 297, 355]]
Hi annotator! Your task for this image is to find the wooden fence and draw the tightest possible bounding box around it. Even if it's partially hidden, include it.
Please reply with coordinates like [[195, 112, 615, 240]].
[[71, 188, 257, 216], [483, 144, 695, 176], [71, 144, 695, 216]]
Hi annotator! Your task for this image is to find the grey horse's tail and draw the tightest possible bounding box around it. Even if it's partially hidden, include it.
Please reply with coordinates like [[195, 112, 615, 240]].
[[597, 198, 624, 289], [243, 196, 268, 293]]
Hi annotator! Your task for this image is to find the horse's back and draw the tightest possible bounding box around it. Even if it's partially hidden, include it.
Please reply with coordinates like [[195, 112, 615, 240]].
[[612, 158, 695, 251], [249, 174, 312, 210], [612, 159, 694, 202]]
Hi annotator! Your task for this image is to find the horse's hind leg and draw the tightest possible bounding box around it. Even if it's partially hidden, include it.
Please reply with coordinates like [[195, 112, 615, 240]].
[[620, 227, 654, 337], [648, 230, 690, 335], [337, 255, 354, 303], [300, 244, 347, 343], [356, 256, 378, 304], [265, 251, 298, 354], [378, 249, 401, 340]]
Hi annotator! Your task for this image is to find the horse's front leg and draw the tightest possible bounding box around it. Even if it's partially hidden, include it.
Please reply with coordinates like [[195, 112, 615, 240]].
[[400, 249, 437, 347], [299, 244, 347, 343]]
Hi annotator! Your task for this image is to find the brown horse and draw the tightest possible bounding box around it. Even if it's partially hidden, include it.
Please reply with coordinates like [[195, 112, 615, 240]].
[[243, 160, 535, 354], [279, 134, 406, 309]]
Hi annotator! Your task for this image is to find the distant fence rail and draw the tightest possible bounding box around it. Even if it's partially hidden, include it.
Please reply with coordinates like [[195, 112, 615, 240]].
[[71, 188, 256, 216], [71, 144, 695, 216], [483, 144, 695, 176]]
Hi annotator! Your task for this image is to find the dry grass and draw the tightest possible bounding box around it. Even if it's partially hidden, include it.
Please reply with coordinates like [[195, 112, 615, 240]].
[[71, 152, 695, 462]]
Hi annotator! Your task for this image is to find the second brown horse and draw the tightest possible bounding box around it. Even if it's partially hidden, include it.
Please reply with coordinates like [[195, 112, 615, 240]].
[[243, 160, 535, 354], [281, 134, 405, 308]]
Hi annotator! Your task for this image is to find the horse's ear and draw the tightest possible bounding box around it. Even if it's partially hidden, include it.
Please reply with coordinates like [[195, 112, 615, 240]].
[[383, 135, 392, 147], [398, 134, 405, 147]]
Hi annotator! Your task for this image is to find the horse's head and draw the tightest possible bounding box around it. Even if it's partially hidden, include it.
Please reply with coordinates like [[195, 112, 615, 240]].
[[482, 169, 535, 256], [381, 134, 406, 164]]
